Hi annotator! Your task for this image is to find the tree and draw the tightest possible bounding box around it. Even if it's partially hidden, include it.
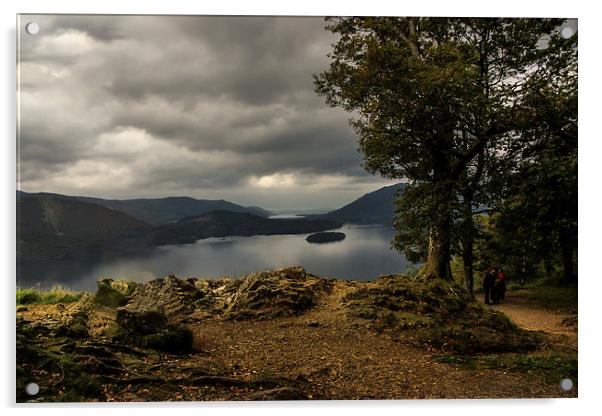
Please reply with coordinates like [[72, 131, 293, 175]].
[[315, 17, 569, 282], [491, 58, 577, 284]]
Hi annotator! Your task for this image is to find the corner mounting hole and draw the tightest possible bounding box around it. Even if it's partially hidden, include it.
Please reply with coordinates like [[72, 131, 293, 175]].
[[561, 26, 574, 39], [25, 22, 39, 35], [25, 382, 40, 396], [560, 378, 573, 391]]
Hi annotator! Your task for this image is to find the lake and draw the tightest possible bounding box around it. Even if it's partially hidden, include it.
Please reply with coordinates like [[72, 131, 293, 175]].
[[17, 224, 411, 291]]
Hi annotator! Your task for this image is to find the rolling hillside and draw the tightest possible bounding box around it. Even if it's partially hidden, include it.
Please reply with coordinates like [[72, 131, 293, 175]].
[[323, 183, 406, 223], [74, 196, 273, 226], [17, 193, 150, 261]]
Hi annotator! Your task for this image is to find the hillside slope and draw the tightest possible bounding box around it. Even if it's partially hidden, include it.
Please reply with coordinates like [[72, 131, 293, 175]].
[[17, 193, 150, 261], [74, 195, 273, 226], [324, 183, 406, 223]]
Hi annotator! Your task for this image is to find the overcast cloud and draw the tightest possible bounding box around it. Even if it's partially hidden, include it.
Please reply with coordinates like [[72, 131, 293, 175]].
[[17, 15, 396, 211]]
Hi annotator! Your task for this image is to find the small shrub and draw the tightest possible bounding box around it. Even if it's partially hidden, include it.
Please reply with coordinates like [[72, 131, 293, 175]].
[[16, 289, 42, 305]]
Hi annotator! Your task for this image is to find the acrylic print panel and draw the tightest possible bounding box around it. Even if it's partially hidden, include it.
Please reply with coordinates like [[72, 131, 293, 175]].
[[16, 14, 578, 402]]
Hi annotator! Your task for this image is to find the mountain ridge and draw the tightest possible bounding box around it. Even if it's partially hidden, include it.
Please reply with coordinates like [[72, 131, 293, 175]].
[[18, 191, 273, 226], [321, 183, 406, 224]]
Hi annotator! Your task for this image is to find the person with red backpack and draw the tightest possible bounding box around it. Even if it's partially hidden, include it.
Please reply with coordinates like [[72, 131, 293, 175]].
[[494, 267, 506, 302]]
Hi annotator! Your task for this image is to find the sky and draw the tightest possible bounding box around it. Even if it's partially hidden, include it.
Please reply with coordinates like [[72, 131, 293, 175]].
[[17, 15, 397, 211]]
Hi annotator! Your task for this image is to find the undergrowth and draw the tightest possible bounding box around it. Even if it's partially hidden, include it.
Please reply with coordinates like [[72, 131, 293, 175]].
[[344, 274, 541, 354], [17, 285, 83, 305], [434, 352, 577, 383]]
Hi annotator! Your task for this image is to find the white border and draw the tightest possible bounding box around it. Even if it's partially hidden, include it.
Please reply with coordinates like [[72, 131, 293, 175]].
[[3, 1, 600, 415]]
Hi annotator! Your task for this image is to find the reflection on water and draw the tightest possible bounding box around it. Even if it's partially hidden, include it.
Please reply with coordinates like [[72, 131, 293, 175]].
[[17, 224, 410, 291]]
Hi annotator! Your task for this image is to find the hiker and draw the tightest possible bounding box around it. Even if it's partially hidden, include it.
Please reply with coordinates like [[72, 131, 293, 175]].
[[493, 267, 506, 303], [483, 267, 496, 305]]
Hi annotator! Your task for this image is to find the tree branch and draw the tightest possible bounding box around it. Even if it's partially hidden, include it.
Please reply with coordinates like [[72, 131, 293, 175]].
[[399, 17, 420, 58]]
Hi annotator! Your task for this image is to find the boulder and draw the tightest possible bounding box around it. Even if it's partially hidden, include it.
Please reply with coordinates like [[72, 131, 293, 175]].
[[95, 279, 138, 307], [116, 309, 168, 335], [138, 325, 194, 353], [114, 308, 192, 353], [124, 275, 205, 317]]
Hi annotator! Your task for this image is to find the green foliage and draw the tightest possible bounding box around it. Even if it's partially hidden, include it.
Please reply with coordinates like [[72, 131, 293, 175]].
[[434, 352, 577, 383], [511, 285, 577, 314], [16, 285, 83, 305], [477, 30, 577, 284], [315, 17, 574, 281], [403, 264, 420, 277]]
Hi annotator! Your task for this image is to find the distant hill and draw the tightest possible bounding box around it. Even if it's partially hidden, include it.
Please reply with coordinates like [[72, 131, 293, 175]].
[[323, 183, 406, 224], [73, 196, 273, 226], [18, 191, 272, 226], [245, 206, 273, 218], [151, 210, 342, 245], [17, 192, 335, 261], [17, 193, 150, 261]]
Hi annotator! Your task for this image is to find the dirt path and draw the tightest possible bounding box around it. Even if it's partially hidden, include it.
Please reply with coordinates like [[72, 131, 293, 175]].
[[483, 291, 578, 351]]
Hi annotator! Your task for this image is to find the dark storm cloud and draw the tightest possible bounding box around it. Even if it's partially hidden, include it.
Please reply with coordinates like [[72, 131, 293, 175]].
[[17, 15, 395, 209]]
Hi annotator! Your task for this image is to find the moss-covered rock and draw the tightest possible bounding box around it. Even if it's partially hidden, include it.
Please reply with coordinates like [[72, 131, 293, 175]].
[[55, 310, 89, 339], [116, 309, 168, 334], [343, 274, 541, 354], [114, 308, 192, 353], [95, 279, 138, 307]]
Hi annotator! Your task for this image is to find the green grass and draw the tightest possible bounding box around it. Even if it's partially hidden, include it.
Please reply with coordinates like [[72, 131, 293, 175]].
[[434, 352, 577, 383], [16, 285, 84, 305], [510, 285, 578, 314]]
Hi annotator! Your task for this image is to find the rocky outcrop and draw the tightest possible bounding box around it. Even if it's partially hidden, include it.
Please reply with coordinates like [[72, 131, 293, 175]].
[[93, 267, 331, 321], [221, 267, 333, 319], [124, 275, 206, 317]]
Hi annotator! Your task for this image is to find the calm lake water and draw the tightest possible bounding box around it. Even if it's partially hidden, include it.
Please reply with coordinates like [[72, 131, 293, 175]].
[[17, 224, 410, 291]]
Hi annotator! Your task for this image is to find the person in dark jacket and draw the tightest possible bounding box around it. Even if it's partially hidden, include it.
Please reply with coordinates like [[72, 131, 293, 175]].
[[483, 268, 496, 305], [495, 268, 507, 301]]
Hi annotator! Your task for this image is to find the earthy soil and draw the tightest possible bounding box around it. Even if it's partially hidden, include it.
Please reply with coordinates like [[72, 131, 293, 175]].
[[16, 273, 577, 402], [488, 290, 578, 351], [185, 282, 576, 400]]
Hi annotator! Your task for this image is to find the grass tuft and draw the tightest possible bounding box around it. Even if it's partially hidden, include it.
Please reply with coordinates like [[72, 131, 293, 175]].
[[16, 285, 83, 305]]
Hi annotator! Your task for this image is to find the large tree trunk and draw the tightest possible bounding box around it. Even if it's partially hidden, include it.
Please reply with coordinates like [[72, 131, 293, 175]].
[[419, 162, 455, 281], [460, 195, 475, 294], [462, 245, 474, 295], [420, 221, 453, 280]]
